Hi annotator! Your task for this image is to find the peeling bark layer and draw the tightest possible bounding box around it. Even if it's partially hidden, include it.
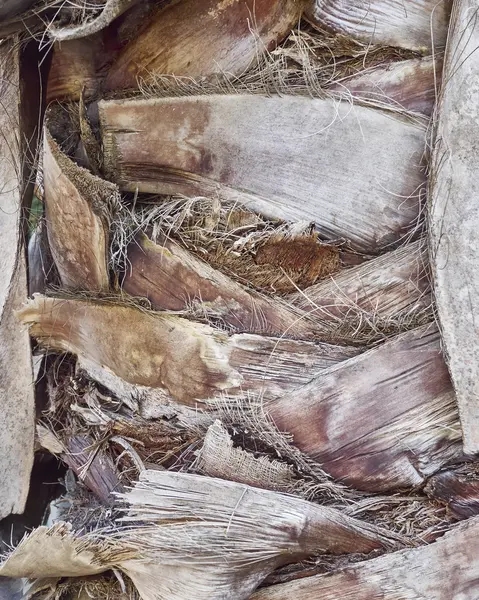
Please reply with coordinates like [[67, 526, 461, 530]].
[[99, 95, 426, 252], [429, 1, 479, 454], [267, 326, 462, 491], [305, 0, 451, 52], [252, 517, 479, 600]]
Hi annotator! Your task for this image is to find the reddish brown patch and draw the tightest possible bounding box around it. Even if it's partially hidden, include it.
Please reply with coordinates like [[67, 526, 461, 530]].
[[255, 236, 341, 292], [426, 471, 479, 519]]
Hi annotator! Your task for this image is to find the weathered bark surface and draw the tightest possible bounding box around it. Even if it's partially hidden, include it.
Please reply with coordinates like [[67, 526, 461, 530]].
[[104, 0, 302, 91], [17, 295, 359, 406], [288, 239, 431, 323], [0, 41, 37, 519], [43, 131, 115, 291], [63, 436, 121, 505], [49, 0, 141, 41], [329, 56, 441, 116], [0, 473, 401, 600], [47, 29, 120, 103], [0, 0, 36, 19], [228, 334, 360, 396], [17, 295, 242, 406], [252, 517, 479, 600], [267, 326, 462, 491], [426, 470, 479, 520], [124, 233, 339, 340], [429, 2, 479, 454], [100, 95, 426, 252], [305, 0, 451, 52]]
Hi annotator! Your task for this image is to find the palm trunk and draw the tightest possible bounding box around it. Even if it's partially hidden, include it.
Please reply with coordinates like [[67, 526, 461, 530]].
[[2, 1, 479, 599]]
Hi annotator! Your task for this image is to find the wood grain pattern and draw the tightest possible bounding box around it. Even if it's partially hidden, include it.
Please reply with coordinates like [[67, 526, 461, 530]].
[[267, 325, 462, 491], [429, 1, 479, 453], [252, 517, 479, 600], [306, 0, 451, 52], [100, 95, 426, 252]]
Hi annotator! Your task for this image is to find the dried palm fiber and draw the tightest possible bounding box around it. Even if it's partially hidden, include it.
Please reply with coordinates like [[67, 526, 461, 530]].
[[0, 39, 44, 519], [425, 465, 479, 520], [48, 0, 141, 41], [121, 196, 344, 295], [264, 325, 462, 491], [0, 473, 403, 600], [305, 0, 452, 53], [252, 516, 479, 600], [99, 95, 426, 253], [43, 130, 119, 291], [42, 432, 121, 505], [287, 238, 432, 336], [47, 16, 436, 109], [329, 55, 442, 117], [122, 232, 343, 340], [193, 420, 297, 492], [103, 0, 303, 93], [428, 1, 479, 454], [17, 295, 362, 406]]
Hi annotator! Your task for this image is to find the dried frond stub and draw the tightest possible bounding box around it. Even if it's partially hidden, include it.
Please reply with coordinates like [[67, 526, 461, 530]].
[[48, 0, 140, 41], [305, 0, 451, 53], [0, 472, 403, 600], [329, 56, 441, 117], [252, 517, 479, 600], [267, 325, 462, 491], [123, 233, 338, 340], [17, 294, 363, 409], [17, 295, 241, 406], [99, 95, 426, 253], [43, 130, 117, 291], [425, 468, 479, 520], [428, 1, 479, 454], [104, 0, 303, 92]]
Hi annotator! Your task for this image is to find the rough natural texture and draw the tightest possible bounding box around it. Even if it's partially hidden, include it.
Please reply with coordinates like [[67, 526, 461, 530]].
[[43, 130, 116, 291], [49, 0, 141, 41], [17, 295, 241, 406], [288, 239, 431, 326], [0, 41, 37, 519], [305, 0, 452, 52], [426, 470, 479, 520], [104, 0, 302, 91], [0, 472, 402, 600], [123, 233, 339, 340], [194, 420, 297, 491], [100, 95, 426, 252], [252, 517, 479, 599], [267, 325, 462, 491], [429, 2, 479, 454], [17, 295, 360, 407], [329, 56, 441, 116]]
